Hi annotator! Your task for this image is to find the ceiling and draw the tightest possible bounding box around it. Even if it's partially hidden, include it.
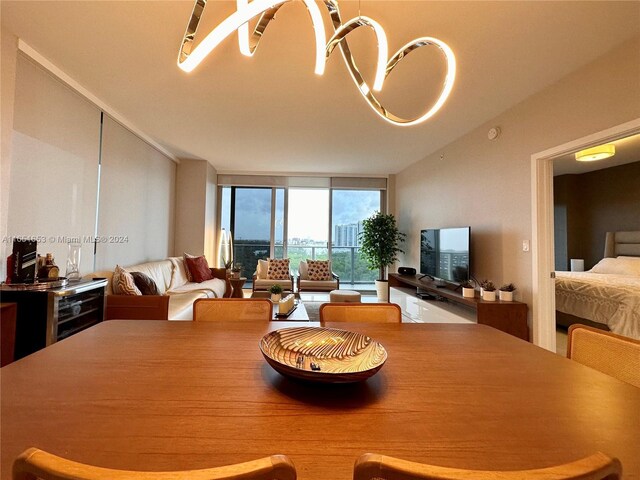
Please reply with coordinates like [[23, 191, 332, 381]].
[[553, 132, 640, 176], [2, 1, 639, 175]]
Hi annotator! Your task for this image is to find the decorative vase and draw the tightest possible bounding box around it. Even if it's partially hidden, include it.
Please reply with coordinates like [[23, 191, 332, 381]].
[[462, 287, 475, 298], [65, 243, 81, 280], [499, 290, 514, 301], [271, 293, 281, 302], [482, 290, 496, 301], [375, 280, 389, 302]]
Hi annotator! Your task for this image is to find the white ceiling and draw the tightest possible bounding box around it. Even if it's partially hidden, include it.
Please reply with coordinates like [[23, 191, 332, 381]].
[[2, 1, 639, 175]]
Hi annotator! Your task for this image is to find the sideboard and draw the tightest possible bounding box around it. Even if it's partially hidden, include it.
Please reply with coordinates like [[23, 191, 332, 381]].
[[388, 273, 529, 341]]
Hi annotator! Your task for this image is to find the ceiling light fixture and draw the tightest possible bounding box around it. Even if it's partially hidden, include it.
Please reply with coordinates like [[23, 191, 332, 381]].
[[575, 144, 616, 162], [177, 0, 456, 127]]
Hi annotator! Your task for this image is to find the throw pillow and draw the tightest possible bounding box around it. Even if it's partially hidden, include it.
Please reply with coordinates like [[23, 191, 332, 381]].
[[307, 259, 331, 281], [184, 255, 213, 283], [112, 265, 141, 295], [267, 258, 290, 280], [130, 271, 160, 295], [183, 253, 196, 282]]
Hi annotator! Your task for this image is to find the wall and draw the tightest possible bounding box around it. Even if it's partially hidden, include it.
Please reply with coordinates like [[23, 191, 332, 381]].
[[1, 30, 18, 280], [174, 159, 217, 264], [554, 161, 640, 270], [395, 36, 640, 311]]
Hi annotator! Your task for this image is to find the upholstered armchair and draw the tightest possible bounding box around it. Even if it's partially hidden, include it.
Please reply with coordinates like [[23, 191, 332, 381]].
[[252, 259, 295, 293], [296, 260, 339, 292]]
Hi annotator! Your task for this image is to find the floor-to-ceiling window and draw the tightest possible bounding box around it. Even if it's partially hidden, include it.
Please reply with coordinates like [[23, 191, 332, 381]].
[[287, 188, 330, 275], [218, 177, 385, 287], [331, 190, 381, 284]]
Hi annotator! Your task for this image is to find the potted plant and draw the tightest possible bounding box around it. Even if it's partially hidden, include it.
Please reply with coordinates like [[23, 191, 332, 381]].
[[499, 283, 516, 301], [269, 284, 283, 302], [481, 281, 496, 301], [231, 263, 242, 279], [359, 212, 406, 301], [460, 279, 475, 298]]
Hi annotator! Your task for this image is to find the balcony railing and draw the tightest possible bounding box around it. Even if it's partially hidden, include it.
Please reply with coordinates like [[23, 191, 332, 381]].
[[233, 243, 375, 284]]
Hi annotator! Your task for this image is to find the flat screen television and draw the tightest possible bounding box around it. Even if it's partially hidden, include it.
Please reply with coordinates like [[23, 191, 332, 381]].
[[420, 227, 471, 285]]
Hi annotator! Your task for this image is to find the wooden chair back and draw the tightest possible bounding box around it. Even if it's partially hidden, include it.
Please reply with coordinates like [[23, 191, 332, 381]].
[[193, 298, 273, 322], [319, 303, 402, 323], [13, 447, 296, 480], [567, 324, 640, 388], [354, 452, 621, 480]]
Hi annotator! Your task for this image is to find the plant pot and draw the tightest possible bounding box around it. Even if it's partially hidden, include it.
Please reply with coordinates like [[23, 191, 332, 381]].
[[462, 287, 475, 298], [482, 290, 496, 301], [375, 280, 389, 302], [271, 293, 281, 302], [499, 290, 514, 301]]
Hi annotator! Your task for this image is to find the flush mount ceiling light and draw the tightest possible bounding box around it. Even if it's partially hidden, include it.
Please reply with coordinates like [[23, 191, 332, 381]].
[[177, 0, 456, 127], [575, 144, 616, 162]]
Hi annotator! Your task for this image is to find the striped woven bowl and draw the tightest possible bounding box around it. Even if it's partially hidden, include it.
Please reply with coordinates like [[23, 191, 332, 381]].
[[259, 326, 387, 383]]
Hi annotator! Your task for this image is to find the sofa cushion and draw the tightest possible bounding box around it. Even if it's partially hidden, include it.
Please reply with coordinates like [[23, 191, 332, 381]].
[[256, 259, 268, 279], [299, 279, 339, 291], [130, 271, 160, 295], [125, 260, 173, 294], [112, 265, 141, 295], [168, 278, 225, 299], [185, 255, 213, 283], [254, 278, 293, 291], [183, 253, 197, 282], [169, 257, 190, 290], [267, 258, 290, 280], [299, 260, 332, 280], [307, 259, 331, 281]]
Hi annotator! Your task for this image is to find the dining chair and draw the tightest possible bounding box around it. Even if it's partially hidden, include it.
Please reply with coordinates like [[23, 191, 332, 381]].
[[319, 303, 402, 323], [13, 447, 296, 480], [353, 452, 622, 480], [567, 324, 640, 388], [193, 298, 273, 321]]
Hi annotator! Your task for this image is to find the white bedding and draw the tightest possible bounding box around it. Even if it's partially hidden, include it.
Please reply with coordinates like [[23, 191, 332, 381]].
[[555, 271, 640, 339]]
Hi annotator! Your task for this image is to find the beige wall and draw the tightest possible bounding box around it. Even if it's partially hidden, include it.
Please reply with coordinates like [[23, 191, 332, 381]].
[[174, 159, 217, 264], [395, 36, 640, 309], [1, 30, 18, 280]]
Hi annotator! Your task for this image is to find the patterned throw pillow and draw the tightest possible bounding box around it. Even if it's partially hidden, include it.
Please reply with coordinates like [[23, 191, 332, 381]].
[[307, 260, 331, 281], [130, 271, 160, 295], [267, 258, 291, 280], [112, 265, 141, 295]]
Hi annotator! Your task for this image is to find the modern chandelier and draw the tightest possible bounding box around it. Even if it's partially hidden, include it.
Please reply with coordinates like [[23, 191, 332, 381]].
[[177, 0, 456, 127]]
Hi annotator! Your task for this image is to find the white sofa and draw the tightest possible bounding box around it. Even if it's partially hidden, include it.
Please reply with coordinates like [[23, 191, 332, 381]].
[[89, 257, 229, 320]]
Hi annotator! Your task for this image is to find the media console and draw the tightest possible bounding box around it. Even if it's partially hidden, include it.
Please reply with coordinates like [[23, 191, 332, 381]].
[[388, 273, 529, 341]]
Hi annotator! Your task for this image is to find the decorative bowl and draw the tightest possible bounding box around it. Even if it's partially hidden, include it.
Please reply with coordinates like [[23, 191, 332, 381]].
[[259, 326, 387, 383]]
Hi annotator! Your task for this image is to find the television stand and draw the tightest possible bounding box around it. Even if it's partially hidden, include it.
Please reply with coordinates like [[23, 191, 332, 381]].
[[388, 273, 529, 341]]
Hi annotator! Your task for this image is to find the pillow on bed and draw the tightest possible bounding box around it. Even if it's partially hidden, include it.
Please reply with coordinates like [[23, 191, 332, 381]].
[[589, 256, 640, 276]]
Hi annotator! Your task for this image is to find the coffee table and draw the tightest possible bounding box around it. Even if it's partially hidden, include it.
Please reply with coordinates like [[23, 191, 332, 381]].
[[251, 291, 309, 320]]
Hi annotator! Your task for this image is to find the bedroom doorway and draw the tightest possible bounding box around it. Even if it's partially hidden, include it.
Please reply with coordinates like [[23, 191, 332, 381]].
[[531, 118, 640, 352]]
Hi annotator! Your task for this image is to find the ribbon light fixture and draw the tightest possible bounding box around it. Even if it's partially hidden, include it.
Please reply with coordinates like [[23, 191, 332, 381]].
[[178, 0, 456, 127]]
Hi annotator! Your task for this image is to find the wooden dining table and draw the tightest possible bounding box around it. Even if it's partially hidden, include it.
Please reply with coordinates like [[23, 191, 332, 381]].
[[1, 320, 639, 479]]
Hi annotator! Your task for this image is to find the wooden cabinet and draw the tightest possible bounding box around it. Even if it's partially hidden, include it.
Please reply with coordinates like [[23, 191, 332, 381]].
[[0, 279, 107, 359], [388, 273, 529, 341]]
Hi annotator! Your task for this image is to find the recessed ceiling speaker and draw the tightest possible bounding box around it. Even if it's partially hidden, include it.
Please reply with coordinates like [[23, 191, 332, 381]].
[[398, 267, 416, 276]]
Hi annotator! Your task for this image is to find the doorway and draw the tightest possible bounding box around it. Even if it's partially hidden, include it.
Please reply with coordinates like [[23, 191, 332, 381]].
[[531, 118, 640, 352]]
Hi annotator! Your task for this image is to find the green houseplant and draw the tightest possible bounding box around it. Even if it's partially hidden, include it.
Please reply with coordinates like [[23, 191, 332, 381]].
[[499, 283, 516, 301], [269, 283, 283, 302], [460, 279, 475, 298], [359, 211, 406, 301]]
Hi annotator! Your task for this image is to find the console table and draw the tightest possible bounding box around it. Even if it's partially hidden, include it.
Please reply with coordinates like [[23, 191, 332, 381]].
[[388, 273, 529, 341], [0, 279, 107, 359]]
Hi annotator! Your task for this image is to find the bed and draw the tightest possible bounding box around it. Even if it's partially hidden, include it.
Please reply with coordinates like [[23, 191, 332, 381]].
[[555, 231, 640, 340]]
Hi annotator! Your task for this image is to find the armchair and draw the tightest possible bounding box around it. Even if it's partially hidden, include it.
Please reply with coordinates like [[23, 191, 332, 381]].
[[296, 260, 339, 292], [252, 259, 295, 293]]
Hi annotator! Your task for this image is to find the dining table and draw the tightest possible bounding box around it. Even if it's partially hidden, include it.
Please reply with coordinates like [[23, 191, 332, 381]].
[[1, 320, 639, 479]]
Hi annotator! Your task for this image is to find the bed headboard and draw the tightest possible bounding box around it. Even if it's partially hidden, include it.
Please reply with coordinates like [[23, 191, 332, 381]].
[[604, 231, 640, 258]]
